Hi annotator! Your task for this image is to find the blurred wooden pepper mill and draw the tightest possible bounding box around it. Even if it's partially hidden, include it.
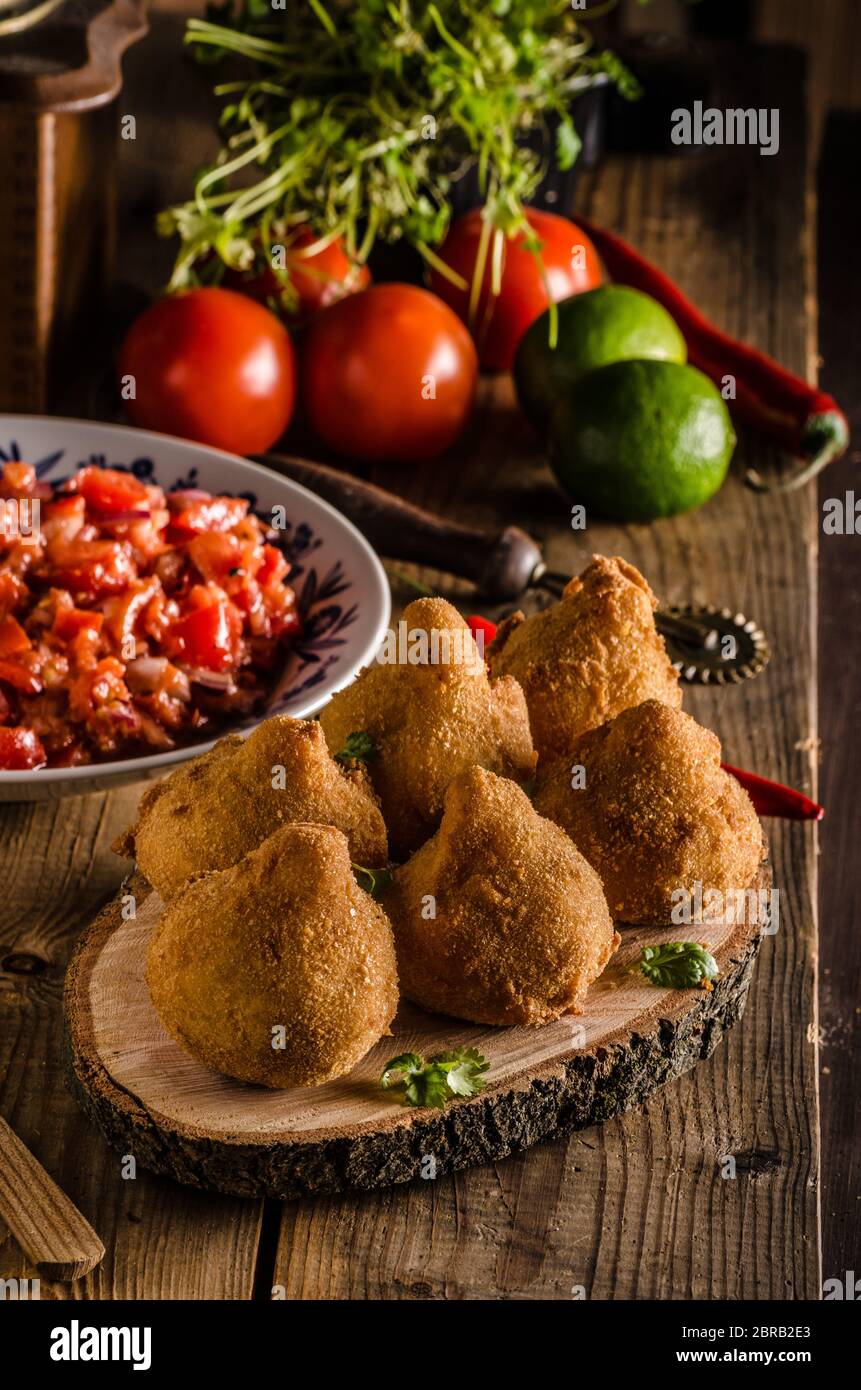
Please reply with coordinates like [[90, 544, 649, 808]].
[[0, 0, 148, 413]]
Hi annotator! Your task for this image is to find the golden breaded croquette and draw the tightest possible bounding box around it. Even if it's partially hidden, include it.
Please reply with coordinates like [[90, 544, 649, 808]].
[[116, 716, 387, 899], [381, 767, 618, 1026], [487, 554, 682, 761], [147, 823, 399, 1088], [533, 700, 764, 926], [319, 596, 536, 859]]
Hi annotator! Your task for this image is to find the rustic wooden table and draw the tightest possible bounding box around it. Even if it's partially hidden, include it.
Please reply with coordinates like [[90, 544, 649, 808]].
[[0, 21, 830, 1300]]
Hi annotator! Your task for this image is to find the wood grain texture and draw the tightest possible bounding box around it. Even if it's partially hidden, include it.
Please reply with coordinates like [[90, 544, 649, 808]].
[[755, 0, 861, 155], [64, 867, 768, 1199], [271, 47, 821, 1300], [0, 104, 120, 415], [0, 788, 263, 1298], [0, 0, 149, 114], [0, 0, 266, 1301], [0, 21, 824, 1300], [815, 111, 861, 1285], [0, 1115, 104, 1280]]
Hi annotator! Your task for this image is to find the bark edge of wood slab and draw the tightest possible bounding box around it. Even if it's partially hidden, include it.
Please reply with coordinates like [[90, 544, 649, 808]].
[[64, 864, 769, 1201]]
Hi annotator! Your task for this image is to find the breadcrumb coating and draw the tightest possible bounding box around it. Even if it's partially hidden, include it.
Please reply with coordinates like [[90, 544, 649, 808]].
[[487, 554, 682, 761], [533, 700, 764, 926], [381, 766, 618, 1025], [320, 597, 536, 858], [116, 716, 387, 899], [146, 823, 399, 1088]]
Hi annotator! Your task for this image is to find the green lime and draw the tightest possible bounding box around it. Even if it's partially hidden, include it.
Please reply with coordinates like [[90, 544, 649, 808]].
[[548, 359, 735, 521], [514, 284, 687, 429]]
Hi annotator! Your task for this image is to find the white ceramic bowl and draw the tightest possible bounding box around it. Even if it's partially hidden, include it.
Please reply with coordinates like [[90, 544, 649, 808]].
[[0, 416, 390, 800]]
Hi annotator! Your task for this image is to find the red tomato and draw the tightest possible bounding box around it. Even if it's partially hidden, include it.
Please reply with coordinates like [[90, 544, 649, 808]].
[[188, 532, 243, 582], [0, 463, 37, 497], [75, 466, 150, 515], [47, 540, 137, 597], [0, 615, 30, 657], [300, 284, 478, 462], [429, 209, 603, 370], [173, 597, 242, 671], [118, 289, 296, 454], [73, 467, 150, 517], [53, 607, 104, 641], [167, 494, 249, 539], [256, 544, 288, 589], [0, 727, 47, 770], [0, 572, 27, 615], [225, 226, 371, 318], [0, 660, 42, 695]]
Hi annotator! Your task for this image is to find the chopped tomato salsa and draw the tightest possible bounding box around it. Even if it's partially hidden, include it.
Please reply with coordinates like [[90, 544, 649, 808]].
[[0, 464, 301, 768]]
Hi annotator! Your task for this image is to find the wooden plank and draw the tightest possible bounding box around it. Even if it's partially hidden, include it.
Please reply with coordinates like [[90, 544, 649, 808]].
[[64, 867, 766, 1199], [749, 0, 861, 1284], [755, 0, 861, 155], [272, 46, 821, 1299], [0, 787, 263, 1298], [0, 0, 266, 1300], [1, 15, 822, 1300], [815, 110, 861, 1288]]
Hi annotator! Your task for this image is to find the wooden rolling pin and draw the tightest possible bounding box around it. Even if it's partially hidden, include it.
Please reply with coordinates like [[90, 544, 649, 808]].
[[0, 1115, 104, 1280]]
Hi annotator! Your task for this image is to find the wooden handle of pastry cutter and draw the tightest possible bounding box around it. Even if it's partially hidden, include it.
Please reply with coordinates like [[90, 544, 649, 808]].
[[0, 1115, 105, 1280], [254, 450, 542, 599]]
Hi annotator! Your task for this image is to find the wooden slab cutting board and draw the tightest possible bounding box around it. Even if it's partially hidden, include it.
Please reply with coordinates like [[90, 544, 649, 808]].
[[64, 861, 770, 1201]]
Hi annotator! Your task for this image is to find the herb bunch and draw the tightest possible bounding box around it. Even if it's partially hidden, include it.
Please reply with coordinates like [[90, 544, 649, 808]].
[[159, 0, 638, 296]]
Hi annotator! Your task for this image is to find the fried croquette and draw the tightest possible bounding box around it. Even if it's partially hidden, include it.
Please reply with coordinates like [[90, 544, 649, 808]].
[[487, 554, 682, 761], [381, 767, 618, 1026], [319, 596, 536, 859], [116, 716, 387, 899], [533, 700, 764, 925], [146, 823, 399, 1088]]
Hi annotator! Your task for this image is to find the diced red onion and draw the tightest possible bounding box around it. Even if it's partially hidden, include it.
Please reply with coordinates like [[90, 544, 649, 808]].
[[181, 666, 237, 692], [125, 655, 170, 689]]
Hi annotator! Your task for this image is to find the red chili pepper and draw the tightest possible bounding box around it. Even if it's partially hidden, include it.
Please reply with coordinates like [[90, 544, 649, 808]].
[[466, 614, 498, 648], [575, 217, 849, 493], [721, 762, 823, 821]]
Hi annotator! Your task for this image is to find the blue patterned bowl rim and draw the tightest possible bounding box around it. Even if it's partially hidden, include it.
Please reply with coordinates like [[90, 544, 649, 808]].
[[0, 416, 390, 785]]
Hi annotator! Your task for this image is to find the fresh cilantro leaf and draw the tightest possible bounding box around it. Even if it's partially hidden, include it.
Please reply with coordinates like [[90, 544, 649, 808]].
[[380, 1047, 490, 1108], [335, 731, 377, 765], [411, 1065, 452, 1109], [352, 862, 394, 899], [638, 942, 719, 989], [380, 1053, 424, 1089], [436, 1047, 490, 1097]]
